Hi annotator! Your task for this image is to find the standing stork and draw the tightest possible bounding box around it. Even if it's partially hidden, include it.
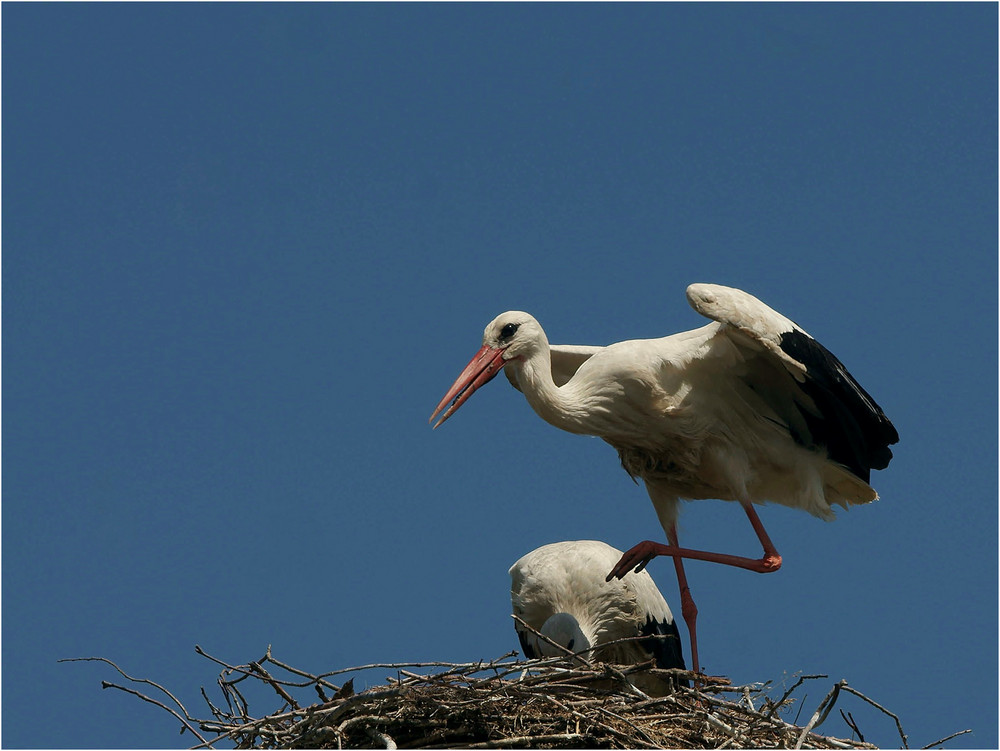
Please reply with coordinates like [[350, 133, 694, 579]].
[[430, 284, 898, 675], [510, 540, 686, 695]]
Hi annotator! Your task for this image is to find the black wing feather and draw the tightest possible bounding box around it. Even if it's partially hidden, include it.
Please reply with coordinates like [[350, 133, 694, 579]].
[[779, 330, 899, 481], [637, 615, 687, 685], [516, 629, 538, 660]]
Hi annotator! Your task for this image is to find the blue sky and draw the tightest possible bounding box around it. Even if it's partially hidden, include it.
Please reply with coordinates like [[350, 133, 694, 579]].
[[3, 4, 996, 749]]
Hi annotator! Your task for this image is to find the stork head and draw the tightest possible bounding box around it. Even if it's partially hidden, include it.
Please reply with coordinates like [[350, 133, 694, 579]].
[[429, 311, 545, 428], [534, 612, 594, 659]]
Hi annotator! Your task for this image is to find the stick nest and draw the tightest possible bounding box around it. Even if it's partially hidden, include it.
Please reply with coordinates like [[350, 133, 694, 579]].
[[66, 642, 965, 750]]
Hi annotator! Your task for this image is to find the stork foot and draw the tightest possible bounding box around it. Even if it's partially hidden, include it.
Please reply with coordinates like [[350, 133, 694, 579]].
[[760, 553, 782, 572], [606, 540, 667, 581]]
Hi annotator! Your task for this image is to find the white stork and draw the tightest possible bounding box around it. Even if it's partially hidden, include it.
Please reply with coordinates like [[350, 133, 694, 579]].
[[430, 284, 898, 675], [510, 540, 686, 695]]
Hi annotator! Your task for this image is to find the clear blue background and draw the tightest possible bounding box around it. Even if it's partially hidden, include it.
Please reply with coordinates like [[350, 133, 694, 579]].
[[3, 4, 996, 749]]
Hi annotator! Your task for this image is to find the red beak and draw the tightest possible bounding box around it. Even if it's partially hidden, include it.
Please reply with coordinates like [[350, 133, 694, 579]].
[[430, 344, 508, 428]]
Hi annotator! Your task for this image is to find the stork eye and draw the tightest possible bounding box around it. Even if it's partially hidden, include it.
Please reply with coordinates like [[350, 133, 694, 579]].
[[500, 322, 520, 339]]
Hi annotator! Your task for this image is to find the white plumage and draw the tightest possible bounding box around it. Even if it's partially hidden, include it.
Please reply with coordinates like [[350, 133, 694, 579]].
[[510, 540, 685, 694], [432, 284, 898, 675]]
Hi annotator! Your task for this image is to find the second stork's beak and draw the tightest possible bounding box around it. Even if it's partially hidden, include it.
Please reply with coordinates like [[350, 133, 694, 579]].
[[430, 344, 507, 428]]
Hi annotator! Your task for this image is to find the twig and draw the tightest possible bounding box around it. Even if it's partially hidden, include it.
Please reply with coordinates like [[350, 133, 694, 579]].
[[795, 679, 846, 749], [60, 657, 196, 720], [601, 663, 651, 699], [766, 673, 828, 719], [59, 657, 209, 745], [840, 684, 909, 748], [597, 704, 659, 745], [463, 733, 587, 748], [249, 660, 300, 709], [366, 727, 398, 749], [194, 645, 245, 674], [511, 614, 595, 668], [921, 729, 972, 749], [703, 710, 743, 743], [218, 673, 250, 721], [71, 647, 885, 749], [199, 686, 227, 723], [313, 655, 519, 679], [101, 680, 210, 746], [841, 709, 864, 742], [264, 652, 344, 694]]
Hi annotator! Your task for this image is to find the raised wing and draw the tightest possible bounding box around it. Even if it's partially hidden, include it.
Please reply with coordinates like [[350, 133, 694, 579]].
[[687, 283, 899, 482], [505, 344, 603, 391]]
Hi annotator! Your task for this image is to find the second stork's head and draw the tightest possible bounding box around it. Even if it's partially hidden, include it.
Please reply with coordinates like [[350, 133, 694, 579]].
[[533, 612, 594, 659]]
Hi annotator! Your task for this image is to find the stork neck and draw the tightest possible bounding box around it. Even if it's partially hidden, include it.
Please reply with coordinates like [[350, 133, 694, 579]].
[[514, 352, 590, 435]]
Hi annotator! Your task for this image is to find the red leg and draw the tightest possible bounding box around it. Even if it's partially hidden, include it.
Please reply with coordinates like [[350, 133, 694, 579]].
[[665, 525, 700, 677], [606, 501, 783, 580], [741, 501, 782, 570]]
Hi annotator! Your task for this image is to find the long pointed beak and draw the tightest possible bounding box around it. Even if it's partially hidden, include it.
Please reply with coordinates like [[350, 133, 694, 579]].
[[430, 344, 507, 428]]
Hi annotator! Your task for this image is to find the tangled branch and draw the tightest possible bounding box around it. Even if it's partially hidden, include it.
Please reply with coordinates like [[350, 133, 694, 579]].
[[62, 646, 971, 749]]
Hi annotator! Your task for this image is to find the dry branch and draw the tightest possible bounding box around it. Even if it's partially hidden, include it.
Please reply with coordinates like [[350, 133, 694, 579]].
[[63, 647, 970, 749]]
